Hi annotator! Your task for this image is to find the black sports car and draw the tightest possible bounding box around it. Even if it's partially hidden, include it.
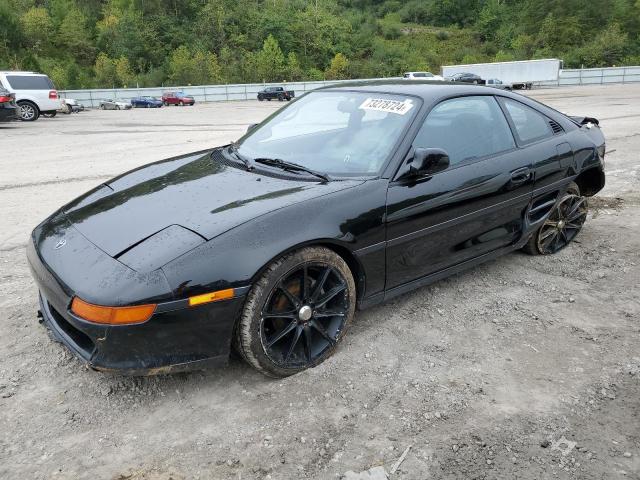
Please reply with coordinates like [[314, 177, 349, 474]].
[[27, 81, 605, 377], [0, 87, 18, 122]]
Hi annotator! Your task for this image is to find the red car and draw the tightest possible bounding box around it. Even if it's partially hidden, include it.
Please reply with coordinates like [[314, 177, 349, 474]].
[[162, 91, 195, 106]]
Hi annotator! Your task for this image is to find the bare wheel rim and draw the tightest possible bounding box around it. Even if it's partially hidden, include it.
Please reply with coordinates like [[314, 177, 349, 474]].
[[260, 262, 349, 369], [537, 193, 588, 254], [19, 104, 35, 120]]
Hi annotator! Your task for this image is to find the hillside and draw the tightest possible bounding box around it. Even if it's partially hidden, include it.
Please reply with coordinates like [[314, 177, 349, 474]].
[[1, 0, 638, 89]]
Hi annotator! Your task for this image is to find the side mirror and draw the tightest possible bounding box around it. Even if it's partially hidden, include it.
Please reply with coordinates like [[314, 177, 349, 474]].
[[408, 148, 450, 177], [246, 123, 259, 133]]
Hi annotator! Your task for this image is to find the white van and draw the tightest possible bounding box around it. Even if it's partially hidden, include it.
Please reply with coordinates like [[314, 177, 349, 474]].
[[0, 71, 62, 121]]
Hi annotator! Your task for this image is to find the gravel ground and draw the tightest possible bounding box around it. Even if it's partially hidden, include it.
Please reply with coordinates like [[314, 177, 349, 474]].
[[1, 85, 638, 479]]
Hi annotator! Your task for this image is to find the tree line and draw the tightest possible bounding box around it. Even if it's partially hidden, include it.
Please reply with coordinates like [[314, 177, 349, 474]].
[[1, 0, 638, 90]]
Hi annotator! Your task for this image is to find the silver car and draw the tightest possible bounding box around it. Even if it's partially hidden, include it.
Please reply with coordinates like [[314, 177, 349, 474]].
[[485, 78, 513, 91], [99, 99, 132, 110]]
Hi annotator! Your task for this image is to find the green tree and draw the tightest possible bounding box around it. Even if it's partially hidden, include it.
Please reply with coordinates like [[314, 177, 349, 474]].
[[168, 45, 196, 85], [57, 8, 94, 65], [286, 52, 303, 81], [325, 53, 349, 80], [256, 34, 286, 82], [94, 52, 117, 87], [115, 56, 134, 87], [21, 7, 53, 53], [578, 23, 629, 67], [193, 49, 224, 84]]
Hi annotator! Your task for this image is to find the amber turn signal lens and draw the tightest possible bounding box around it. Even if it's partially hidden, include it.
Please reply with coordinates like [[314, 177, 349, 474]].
[[188, 288, 235, 307], [71, 297, 156, 325]]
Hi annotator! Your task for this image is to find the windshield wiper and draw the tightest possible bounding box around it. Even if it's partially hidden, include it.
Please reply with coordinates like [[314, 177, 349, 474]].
[[254, 158, 331, 182], [228, 143, 253, 171]]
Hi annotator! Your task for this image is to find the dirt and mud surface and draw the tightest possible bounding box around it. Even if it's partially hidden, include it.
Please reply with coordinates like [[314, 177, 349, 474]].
[[1, 85, 638, 479]]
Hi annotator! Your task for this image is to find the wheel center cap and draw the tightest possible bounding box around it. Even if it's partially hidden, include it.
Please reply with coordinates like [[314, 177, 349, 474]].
[[558, 219, 565, 229], [298, 305, 313, 322]]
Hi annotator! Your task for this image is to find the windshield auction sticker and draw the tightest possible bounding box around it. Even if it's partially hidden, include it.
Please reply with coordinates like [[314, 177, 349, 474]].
[[359, 98, 414, 115]]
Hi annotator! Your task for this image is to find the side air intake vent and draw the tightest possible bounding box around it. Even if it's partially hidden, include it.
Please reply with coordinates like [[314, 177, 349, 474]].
[[549, 120, 564, 135]]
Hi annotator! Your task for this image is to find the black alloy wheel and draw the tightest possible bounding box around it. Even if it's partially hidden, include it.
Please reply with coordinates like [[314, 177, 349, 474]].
[[235, 247, 356, 377], [524, 183, 587, 255]]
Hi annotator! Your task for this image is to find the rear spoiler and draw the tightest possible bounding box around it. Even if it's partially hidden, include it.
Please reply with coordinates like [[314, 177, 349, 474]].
[[569, 116, 599, 126]]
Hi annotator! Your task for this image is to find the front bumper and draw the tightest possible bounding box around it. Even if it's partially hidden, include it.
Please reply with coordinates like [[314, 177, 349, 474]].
[[27, 236, 246, 375]]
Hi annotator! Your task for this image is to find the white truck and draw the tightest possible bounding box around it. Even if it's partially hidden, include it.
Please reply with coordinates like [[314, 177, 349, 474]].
[[441, 59, 562, 90]]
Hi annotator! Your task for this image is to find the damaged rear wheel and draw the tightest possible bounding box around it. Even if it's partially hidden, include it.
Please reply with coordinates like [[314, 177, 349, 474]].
[[524, 182, 588, 255]]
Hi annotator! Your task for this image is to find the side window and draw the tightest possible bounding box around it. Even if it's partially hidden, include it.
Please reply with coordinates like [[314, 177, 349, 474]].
[[412, 96, 515, 167], [502, 98, 552, 144]]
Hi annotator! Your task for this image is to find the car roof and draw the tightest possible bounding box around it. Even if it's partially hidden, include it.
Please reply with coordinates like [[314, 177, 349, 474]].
[[319, 80, 509, 102]]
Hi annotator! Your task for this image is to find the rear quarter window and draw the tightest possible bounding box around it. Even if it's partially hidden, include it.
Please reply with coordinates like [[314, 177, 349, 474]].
[[5, 75, 54, 90], [502, 98, 553, 144]]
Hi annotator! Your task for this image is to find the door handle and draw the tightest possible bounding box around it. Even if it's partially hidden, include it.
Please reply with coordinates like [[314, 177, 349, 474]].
[[510, 167, 531, 184]]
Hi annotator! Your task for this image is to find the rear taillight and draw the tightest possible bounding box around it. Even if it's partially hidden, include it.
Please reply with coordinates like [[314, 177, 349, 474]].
[[49, 90, 58, 99], [0, 95, 11, 103]]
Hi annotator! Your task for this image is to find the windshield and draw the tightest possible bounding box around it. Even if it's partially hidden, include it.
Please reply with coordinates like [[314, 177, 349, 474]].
[[237, 91, 419, 176]]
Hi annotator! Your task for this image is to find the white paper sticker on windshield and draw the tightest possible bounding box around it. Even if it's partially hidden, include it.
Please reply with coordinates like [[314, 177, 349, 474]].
[[359, 98, 414, 115]]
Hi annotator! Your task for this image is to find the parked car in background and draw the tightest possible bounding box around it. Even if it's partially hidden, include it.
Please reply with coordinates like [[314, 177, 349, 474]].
[[486, 78, 513, 91], [0, 86, 18, 122], [131, 96, 163, 108], [61, 98, 84, 114], [0, 71, 61, 121], [447, 72, 485, 85], [162, 91, 195, 106], [257, 86, 295, 101], [403, 71, 444, 81], [99, 99, 132, 110]]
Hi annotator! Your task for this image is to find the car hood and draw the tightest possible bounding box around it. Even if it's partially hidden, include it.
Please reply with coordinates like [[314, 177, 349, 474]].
[[62, 149, 361, 259]]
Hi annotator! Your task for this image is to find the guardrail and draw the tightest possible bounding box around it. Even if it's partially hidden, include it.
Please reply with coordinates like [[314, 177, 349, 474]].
[[59, 66, 640, 106], [58, 77, 397, 108], [538, 66, 640, 86]]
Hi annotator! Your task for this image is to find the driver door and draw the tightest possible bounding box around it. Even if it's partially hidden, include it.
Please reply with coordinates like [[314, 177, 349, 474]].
[[385, 95, 534, 290]]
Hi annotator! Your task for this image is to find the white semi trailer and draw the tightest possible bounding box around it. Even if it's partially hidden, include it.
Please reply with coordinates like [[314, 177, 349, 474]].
[[441, 59, 562, 89]]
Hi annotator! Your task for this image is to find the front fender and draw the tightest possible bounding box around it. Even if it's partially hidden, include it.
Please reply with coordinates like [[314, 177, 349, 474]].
[[161, 179, 388, 301]]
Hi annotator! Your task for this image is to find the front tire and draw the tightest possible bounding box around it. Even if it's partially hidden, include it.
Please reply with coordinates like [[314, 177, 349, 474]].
[[235, 247, 356, 378], [523, 182, 587, 255]]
